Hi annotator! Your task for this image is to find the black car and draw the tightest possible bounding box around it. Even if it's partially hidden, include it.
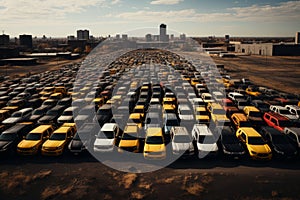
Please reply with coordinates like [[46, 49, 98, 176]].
[[259, 126, 298, 158], [217, 126, 246, 159], [68, 123, 97, 154], [95, 104, 112, 126], [251, 100, 270, 113], [26, 98, 43, 109], [37, 106, 65, 125], [0, 122, 34, 155], [27, 106, 48, 123], [56, 97, 72, 109]]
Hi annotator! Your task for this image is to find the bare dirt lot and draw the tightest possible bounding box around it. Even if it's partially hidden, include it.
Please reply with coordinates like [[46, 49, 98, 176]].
[[212, 55, 300, 94]]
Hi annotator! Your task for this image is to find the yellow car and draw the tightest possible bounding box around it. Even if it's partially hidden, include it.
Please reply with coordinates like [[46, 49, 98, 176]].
[[118, 124, 140, 153], [93, 97, 104, 109], [143, 127, 166, 160], [195, 106, 210, 124], [39, 87, 54, 96], [1, 106, 19, 115], [41, 125, 76, 156], [17, 125, 54, 155], [128, 113, 144, 128], [245, 88, 261, 96], [0, 109, 10, 121], [190, 78, 200, 86], [236, 127, 272, 160], [207, 103, 230, 126], [133, 105, 145, 118]]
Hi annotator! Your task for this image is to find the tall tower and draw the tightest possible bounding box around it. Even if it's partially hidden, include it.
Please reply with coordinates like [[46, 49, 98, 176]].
[[159, 24, 167, 42]]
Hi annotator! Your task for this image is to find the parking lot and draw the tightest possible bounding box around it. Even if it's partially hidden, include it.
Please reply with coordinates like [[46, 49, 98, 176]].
[[0, 49, 300, 199]]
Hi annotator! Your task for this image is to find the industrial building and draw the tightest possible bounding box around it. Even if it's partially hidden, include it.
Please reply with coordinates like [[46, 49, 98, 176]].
[[0, 34, 9, 46], [19, 34, 33, 49], [77, 30, 89, 40], [233, 32, 300, 56]]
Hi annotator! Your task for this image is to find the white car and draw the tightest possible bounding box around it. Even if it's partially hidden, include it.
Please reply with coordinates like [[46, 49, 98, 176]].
[[2, 108, 32, 125], [228, 92, 245, 103], [178, 104, 194, 121], [285, 105, 300, 119], [170, 126, 194, 157], [270, 105, 298, 121], [192, 124, 218, 159], [93, 123, 119, 153]]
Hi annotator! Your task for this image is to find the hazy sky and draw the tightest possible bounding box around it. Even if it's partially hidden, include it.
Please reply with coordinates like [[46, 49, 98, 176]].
[[0, 0, 299, 38]]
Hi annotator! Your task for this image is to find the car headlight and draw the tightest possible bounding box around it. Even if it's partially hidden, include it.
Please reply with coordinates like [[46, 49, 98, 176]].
[[251, 151, 257, 154]]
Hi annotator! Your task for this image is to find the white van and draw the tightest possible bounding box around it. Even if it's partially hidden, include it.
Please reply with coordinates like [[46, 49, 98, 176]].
[[93, 123, 119, 153]]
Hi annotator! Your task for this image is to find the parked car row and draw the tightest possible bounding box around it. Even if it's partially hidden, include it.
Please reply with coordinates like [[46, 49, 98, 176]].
[[0, 49, 300, 161]]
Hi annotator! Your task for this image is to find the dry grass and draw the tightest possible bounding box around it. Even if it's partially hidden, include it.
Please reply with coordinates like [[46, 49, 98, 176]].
[[121, 173, 138, 189]]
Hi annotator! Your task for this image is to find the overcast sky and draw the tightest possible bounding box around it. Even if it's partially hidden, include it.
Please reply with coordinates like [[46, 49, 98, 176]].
[[0, 0, 299, 38]]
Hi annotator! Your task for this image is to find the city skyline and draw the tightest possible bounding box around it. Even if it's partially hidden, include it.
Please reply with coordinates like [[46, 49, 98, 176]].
[[0, 0, 299, 38]]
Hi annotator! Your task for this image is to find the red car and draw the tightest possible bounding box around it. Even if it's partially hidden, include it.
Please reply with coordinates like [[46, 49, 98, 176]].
[[263, 112, 292, 132]]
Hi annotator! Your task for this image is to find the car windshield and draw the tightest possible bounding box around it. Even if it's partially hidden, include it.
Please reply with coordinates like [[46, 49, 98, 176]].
[[12, 112, 22, 117], [222, 135, 238, 144], [46, 110, 58, 116], [180, 110, 192, 115], [279, 120, 293, 127], [257, 103, 269, 108], [98, 131, 114, 139], [271, 135, 290, 144], [0, 133, 17, 141], [248, 137, 266, 145], [173, 135, 191, 143], [166, 119, 179, 126], [33, 109, 46, 115], [213, 109, 224, 114], [146, 136, 164, 144], [49, 133, 66, 140], [240, 121, 252, 127], [122, 133, 138, 140], [25, 133, 42, 140], [198, 135, 216, 144], [249, 112, 261, 118], [97, 109, 111, 115], [279, 109, 291, 115], [63, 111, 73, 116]]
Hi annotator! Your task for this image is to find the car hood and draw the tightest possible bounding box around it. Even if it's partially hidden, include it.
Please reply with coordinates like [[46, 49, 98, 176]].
[[119, 139, 139, 147], [274, 143, 297, 154], [198, 143, 218, 152], [0, 141, 11, 149], [74, 115, 89, 121], [94, 138, 114, 146], [180, 115, 194, 121], [223, 143, 245, 153], [39, 115, 56, 122], [172, 142, 193, 151], [284, 114, 298, 120], [2, 117, 20, 124], [58, 116, 73, 121], [248, 144, 271, 154], [18, 140, 41, 148], [144, 144, 165, 152], [43, 140, 65, 148], [29, 115, 42, 120], [69, 139, 83, 149]]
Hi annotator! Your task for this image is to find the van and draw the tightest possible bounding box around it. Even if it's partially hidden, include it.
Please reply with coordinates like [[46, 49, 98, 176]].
[[17, 125, 54, 155], [93, 123, 119, 153], [231, 113, 252, 130]]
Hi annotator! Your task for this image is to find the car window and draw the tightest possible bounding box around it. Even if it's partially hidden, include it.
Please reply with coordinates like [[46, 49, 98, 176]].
[[241, 133, 246, 141]]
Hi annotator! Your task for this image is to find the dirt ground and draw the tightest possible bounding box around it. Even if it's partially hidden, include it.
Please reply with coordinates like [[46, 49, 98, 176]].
[[1, 155, 300, 200], [0, 57, 84, 78], [212, 55, 300, 94]]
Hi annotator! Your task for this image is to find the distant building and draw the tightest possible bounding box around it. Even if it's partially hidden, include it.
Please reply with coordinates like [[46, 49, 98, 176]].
[[180, 34, 186, 41], [19, 34, 33, 49], [116, 34, 120, 40], [170, 34, 174, 41], [122, 34, 128, 40], [145, 34, 152, 42], [67, 35, 75, 40], [77, 30, 89, 40], [234, 42, 300, 56], [296, 32, 300, 44], [159, 24, 169, 42], [0, 34, 9, 46], [225, 35, 230, 43]]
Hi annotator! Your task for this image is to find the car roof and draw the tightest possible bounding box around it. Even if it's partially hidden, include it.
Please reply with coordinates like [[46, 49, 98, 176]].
[[53, 126, 71, 133], [244, 106, 260, 112], [124, 124, 138, 133], [101, 123, 117, 131], [2, 123, 32, 134], [239, 127, 261, 137], [30, 125, 53, 133], [265, 112, 289, 120], [146, 127, 163, 136], [171, 126, 189, 135]]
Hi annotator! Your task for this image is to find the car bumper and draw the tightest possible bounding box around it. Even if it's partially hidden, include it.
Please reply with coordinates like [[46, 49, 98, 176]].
[[41, 149, 63, 156]]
